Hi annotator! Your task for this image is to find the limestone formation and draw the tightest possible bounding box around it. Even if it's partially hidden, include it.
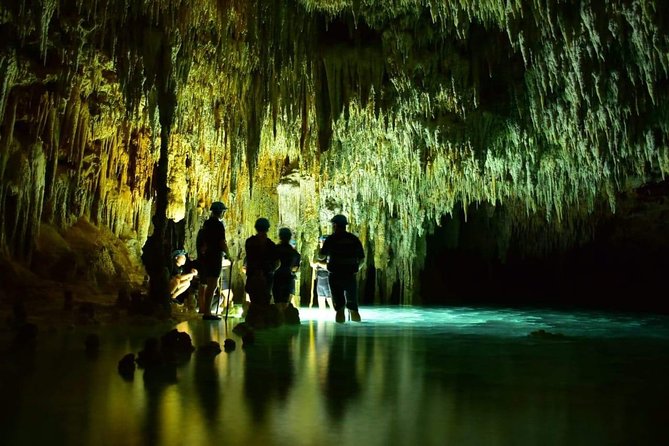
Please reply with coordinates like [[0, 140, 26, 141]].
[[0, 1, 667, 306]]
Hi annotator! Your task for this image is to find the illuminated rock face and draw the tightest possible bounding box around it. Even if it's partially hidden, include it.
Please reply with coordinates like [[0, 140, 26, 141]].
[[0, 1, 668, 304]]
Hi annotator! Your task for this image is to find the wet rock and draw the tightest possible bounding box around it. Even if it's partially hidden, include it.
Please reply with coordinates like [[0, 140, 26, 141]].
[[223, 338, 236, 352], [529, 329, 566, 340], [160, 329, 195, 364], [284, 304, 300, 325], [233, 322, 252, 337], [245, 303, 268, 329], [118, 353, 136, 380], [198, 341, 222, 356]]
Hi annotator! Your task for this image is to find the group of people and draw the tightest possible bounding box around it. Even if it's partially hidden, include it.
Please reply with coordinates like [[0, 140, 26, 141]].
[[168, 201, 366, 324], [168, 201, 232, 320]]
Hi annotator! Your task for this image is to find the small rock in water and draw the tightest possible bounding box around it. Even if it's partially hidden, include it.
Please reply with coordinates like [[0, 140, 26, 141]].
[[223, 338, 236, 352]]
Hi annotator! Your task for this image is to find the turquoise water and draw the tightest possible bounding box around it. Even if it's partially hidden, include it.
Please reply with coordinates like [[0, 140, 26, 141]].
[[1, 306, 667, 445]]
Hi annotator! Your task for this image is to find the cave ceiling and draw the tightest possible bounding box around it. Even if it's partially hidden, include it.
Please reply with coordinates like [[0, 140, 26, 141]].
[[0, 0, 667, 302]]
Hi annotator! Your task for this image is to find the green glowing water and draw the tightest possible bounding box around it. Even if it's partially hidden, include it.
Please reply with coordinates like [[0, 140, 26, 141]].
[[1, 307, 667, 445]]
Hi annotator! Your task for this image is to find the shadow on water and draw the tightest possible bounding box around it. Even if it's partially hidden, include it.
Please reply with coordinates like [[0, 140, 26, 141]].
[[324, 332, 361, 421], [243, 327, 297, 424], [0, 307, 668, 445], [0, 343, 37, 444], [194, 351, 221, 425]]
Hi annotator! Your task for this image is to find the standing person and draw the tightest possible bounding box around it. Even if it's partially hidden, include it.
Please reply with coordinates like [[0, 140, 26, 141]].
[[169, 249, 198, 304], [244, 218, 279, 316], [273, 228, 301, 313], [319, 214, 365, 323], [311, 236, 334, 311], [197, 201, 231, 321]]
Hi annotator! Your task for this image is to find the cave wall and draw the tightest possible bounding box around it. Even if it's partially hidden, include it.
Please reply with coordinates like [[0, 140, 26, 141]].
[[1, 0, 668, 305], [420, 181, 669, 313]]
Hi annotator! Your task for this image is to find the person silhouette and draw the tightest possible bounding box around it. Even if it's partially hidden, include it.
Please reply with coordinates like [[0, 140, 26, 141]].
[[197, 201, 231, 321], [311, 236, 334, 311], [273, 227, 301, 314], [319, 215, 365, 323], [244, 218, 279, 325]]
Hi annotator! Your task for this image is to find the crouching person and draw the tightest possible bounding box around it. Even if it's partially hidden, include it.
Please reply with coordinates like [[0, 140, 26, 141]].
[[169, 249, 198, 304]]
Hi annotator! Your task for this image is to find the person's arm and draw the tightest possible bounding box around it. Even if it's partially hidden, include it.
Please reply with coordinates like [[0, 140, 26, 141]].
[[291, 252, 301, 273], [242, 239, 250, 273], [184, 259, 198, 277], [219, 225, 231, 258], [311, 260, 327, 270], [220, 239, 230, 258], [318, 239, 329, 262], [271, 243, 280, 271], [176, 272, 195, 284]]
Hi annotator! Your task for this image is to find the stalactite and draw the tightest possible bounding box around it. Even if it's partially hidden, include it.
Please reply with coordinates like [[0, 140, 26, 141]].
[[39, 0, 57, 64], [277, 173, 301, 231], [0, 52, 18, 127], [166, 134, 189, 222], [3, 142, 46, 262], [1, 0, 668, 305]]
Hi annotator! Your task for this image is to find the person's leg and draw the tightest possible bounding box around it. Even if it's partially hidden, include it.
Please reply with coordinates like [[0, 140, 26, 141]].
[[203, 276, 220, 319], [169, 277, 180, 298], [197, 284, 206, 313], [320, 275, 335, 310], [220, 267, 232, 311], [173, 281, 191, 302], [221, 288, 234, 310], [198, 263, 209, 313], [342, 275, 358, 311], [343, 275, 361, 321], [328, 273, 346, 323], [317, 278, 330, 310], [273, 276, 290, 312]]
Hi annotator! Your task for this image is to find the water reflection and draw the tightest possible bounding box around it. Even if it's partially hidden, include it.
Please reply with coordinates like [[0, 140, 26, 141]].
[[243, 328, 297, 424], [194, 350, 221, 426], [0, 307, 668, 445], [324, 333, 361, 421]]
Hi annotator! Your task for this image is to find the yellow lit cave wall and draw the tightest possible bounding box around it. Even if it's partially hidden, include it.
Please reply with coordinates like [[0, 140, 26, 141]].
[[0, 0, 667, 304]]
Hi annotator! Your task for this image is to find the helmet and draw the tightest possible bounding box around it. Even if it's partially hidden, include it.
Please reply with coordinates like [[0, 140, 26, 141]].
[[172, 249, 187, 258], [278, 227, 292, 241], [330, 214, 348, 226], [210, 201, 227, 212], [254, 217, 270, 232]]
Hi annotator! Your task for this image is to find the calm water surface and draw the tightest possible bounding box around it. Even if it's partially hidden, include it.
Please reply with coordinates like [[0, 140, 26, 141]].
[[1, 306, 668, 446]]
